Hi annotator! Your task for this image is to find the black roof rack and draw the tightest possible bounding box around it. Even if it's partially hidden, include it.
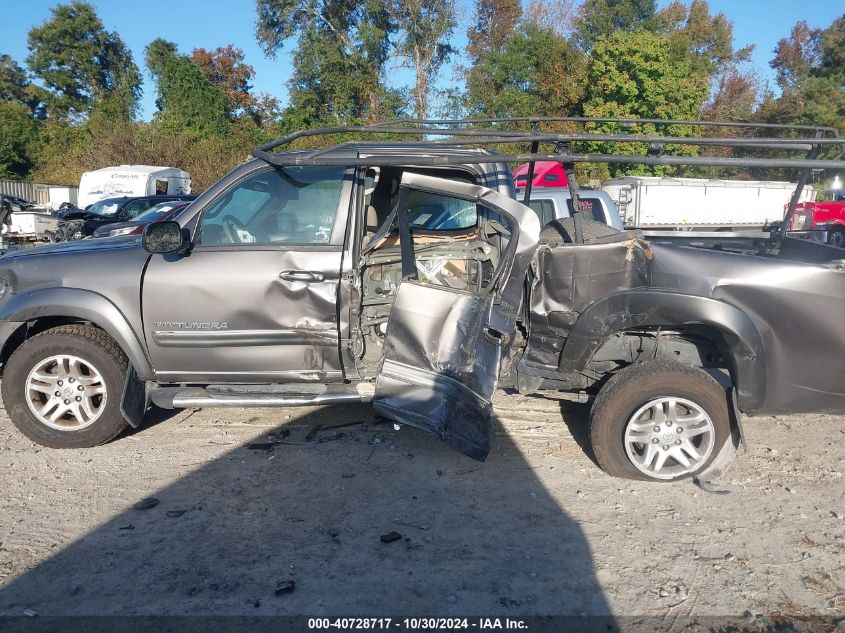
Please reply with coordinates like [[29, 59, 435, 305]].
[[254, 117, 845, 170], [253, 117, 845, 244]]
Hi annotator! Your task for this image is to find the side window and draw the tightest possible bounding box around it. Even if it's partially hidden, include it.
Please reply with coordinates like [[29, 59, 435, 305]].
[[198, 166, 346, 246], [407, 190, 477, 231], [124, 200, 151, 218], [566, 197, 606, 224]]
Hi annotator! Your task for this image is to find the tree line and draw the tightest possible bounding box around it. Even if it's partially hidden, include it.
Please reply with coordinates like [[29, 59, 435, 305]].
[[1, 0, 843, 190]]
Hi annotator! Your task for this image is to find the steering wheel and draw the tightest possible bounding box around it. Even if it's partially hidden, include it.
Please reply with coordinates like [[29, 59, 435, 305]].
[[221, 214, 252, 243]]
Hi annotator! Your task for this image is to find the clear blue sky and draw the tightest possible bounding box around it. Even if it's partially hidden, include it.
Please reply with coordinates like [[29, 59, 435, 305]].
[[1, 0, 842, 120]]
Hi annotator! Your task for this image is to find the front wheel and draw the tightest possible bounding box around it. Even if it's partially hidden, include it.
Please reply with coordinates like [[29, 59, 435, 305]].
[[589, 360, 734, 482], [2, 324, 129, 448]]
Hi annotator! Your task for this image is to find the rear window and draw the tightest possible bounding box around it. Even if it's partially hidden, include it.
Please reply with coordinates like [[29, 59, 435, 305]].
[[566, 197, 606, 223]]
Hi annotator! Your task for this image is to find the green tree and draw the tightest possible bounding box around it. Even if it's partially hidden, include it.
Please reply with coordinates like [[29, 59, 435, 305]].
[[26, 0, 141, 120], [0, 54, 46, 117], [465, 23, 586, 118], [190, 45, 257, 118], [392, 0, 456, 119], [466, 0, 522, 62], [145, 39, 230, 139], [771, 21, 822, 94], [800, 15, 845, 132], [0, 101, 42, 179], [575, 0, 657, 49], [256, 0, 397, 124], [765, 14, 845, 133], [582, 29, 710, 176], [657, 0, 753, 78]]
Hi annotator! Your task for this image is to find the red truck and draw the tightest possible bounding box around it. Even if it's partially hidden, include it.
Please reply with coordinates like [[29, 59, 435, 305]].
[[790, 190, 845, 246]]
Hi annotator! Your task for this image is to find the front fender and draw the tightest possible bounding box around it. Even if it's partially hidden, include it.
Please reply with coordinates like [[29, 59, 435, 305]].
[[559, 289, 766, 413], [0, 287, 153, 380]]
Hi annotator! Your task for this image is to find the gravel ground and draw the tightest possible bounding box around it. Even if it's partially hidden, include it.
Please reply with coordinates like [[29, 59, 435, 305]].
[[0, 393, 843, 625]]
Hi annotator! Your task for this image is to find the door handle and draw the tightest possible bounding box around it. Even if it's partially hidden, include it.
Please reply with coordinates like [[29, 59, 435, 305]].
[[279, 270, 325, 282]]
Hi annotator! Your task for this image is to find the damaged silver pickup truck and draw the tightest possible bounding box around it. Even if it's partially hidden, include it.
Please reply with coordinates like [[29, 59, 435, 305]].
[[0, 118, 843, 483]]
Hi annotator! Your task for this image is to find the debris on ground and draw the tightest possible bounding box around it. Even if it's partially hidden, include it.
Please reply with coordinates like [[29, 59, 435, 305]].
[[274, 580, 296, 596], [165, 510, 185, 518], [380, 531, 402, 544], [22, 608, 37, 618], [369, 434, 385, 447], [132, 497, 159, 510]]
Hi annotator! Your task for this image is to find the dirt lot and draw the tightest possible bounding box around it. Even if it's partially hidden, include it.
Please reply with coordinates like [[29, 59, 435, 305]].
[[0, 392, 843, 625]]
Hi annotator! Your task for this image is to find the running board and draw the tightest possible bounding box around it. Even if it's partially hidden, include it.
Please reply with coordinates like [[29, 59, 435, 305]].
[[150, 382, 375, 409]]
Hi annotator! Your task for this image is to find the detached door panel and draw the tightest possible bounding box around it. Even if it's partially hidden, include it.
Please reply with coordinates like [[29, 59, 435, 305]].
[[373, 173, 540, 460]]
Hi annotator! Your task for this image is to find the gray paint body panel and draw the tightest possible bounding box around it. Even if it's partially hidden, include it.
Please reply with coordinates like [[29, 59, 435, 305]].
[[525, 233, 845, 415]]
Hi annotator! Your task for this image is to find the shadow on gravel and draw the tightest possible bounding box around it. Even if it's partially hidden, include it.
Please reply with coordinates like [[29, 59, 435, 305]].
[[0, 402, 614, 628], [558, 401, 600, 468], [122, 405, 182, 437]]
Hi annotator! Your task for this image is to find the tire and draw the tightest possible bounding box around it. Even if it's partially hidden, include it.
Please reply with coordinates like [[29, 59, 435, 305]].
[[827, 227, 845, 248], [2, 324, 129, 448], [539, 217, 620, 247], [589, 360, 733, 482]]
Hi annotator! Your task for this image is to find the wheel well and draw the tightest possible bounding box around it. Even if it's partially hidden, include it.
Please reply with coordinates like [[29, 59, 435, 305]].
[[588, 325, 734, 389], [0, 318, 107, 372]]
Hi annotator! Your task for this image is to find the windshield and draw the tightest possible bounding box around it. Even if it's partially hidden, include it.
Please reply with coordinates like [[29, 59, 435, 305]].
[[86, 199, 123, 217]]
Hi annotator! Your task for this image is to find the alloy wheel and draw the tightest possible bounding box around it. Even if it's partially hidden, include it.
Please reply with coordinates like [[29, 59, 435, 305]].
[[623, 396, 715, 480], [25, 354, 107, 431]]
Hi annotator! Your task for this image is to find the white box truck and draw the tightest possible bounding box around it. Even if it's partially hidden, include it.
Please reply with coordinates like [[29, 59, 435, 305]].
[[602, 176, 816, 230], [78, 165, 191, 209]]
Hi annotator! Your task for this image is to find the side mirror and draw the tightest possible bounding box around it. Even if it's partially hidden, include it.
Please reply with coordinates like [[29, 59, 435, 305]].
[[142, 221, 185, 254]]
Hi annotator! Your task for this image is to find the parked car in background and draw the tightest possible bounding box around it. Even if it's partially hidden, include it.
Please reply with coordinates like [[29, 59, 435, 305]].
[[789, 189, 845, 246], [516, 187, 623, 230], [60, 195, 196, 238], [91, 201, 191, 238], [0, 196, 36, 211]]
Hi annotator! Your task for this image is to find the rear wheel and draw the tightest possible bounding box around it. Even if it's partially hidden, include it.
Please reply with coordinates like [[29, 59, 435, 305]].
[[589, 360, 733, 482], [2, 324, 129, 448]]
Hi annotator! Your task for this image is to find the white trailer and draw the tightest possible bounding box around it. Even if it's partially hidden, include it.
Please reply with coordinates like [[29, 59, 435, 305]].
[[602, 176, 816, 230], [78, 165, 191, 209]]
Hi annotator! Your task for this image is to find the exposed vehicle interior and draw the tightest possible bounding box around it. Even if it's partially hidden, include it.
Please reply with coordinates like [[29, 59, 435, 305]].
[[353, 166, 510, 376]]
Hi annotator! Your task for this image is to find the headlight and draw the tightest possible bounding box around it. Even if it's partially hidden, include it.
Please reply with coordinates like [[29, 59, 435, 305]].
[[108, 227, 135, 237]]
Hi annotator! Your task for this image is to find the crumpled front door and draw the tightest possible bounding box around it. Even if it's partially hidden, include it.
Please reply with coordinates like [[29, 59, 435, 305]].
[[373, 173, 540, 460]]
